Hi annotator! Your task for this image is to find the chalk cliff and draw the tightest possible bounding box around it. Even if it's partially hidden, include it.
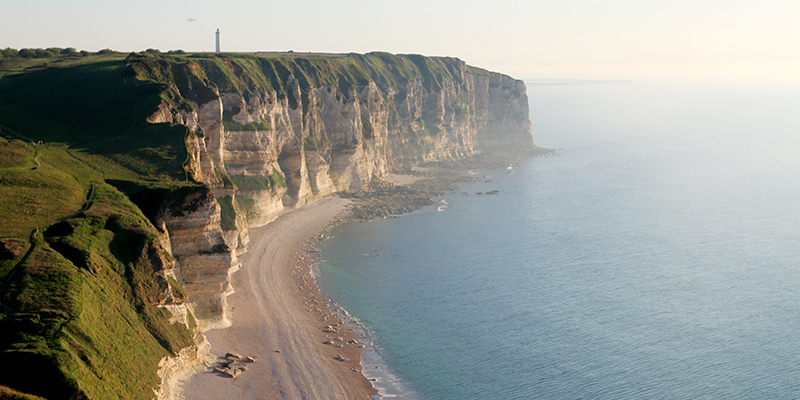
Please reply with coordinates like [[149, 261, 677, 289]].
[[0, 50, 537, 399], [127, 51, 537, 324]]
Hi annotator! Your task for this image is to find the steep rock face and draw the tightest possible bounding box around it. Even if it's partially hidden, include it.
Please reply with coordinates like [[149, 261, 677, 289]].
[[128, 51, 537, 324], [473, 74, 533, 152], [159, 188, 239, 322]]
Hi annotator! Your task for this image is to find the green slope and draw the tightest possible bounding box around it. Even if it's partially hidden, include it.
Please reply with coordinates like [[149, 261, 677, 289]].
[[0, 52, 197, 399]]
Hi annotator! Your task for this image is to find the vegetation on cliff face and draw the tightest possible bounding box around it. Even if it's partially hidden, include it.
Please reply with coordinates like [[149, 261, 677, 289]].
[[229, 171, 286, 191]]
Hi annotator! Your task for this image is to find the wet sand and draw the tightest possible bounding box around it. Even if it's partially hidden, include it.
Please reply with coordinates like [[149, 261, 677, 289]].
[[180, 197, 376, 400]]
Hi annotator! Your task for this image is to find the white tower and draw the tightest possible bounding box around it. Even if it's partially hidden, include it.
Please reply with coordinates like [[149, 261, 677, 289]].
[[215, 29, 220, 52]]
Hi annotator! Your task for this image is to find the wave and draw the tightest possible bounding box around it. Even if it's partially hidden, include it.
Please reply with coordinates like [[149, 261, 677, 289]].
[[332, 305, 419, 399]]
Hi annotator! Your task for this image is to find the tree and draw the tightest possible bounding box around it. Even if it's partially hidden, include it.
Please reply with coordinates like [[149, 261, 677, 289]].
[[1, 48, 18, 58], [18, 48, 35, 58]]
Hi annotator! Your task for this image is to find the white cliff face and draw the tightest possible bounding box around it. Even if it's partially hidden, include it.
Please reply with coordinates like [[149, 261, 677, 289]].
[[159, 188, 239, 321], [142, 53, 535, 324]]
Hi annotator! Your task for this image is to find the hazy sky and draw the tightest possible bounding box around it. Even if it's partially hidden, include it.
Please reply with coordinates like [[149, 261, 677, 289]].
[[4, 0, 799, 82]]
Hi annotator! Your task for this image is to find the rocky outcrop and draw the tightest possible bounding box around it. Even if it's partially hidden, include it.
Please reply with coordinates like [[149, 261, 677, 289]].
[[159, 187, 240, 323], [155, 334, 213, 400], [127, 51, 538, 326]]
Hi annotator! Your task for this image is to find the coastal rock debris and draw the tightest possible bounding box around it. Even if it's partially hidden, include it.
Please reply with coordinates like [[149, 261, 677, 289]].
[[213, 352, 256, 378]]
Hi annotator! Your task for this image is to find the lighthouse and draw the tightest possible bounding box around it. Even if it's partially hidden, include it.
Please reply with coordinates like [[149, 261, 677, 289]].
[[215, 29, 220, 52]]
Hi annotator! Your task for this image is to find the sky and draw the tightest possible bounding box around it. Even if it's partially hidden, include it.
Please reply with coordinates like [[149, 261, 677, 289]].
[[3, 0, 799, 83]]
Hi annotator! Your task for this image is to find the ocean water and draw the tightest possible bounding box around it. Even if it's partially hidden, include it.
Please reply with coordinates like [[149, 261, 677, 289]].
[[315, 81, 800, 399]]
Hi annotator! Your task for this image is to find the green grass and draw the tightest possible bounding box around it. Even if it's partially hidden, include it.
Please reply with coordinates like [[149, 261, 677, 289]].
[[222, 116, 272, 131], [230, 169, 287, 191], [0, 384, 47, 399], [0, 55, 198, 398], [0, 60, 137, 144], [0, 184, 194, 399], [0, 142, 94, 237], [217, 196, 236, 231], [303, 135, 330, 151], [0, 53, 127, 79]]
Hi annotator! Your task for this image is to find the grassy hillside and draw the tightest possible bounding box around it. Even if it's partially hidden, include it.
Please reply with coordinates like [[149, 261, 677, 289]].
[[0, 51, 198, 399], [0, 384, 46, 400], [0, 183, 194, 399]]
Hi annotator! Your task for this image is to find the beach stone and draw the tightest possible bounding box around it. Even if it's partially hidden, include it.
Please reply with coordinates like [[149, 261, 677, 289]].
[[225, 352, 243, 360], [335, 354, 349, 362], [224, 368, 242, 378], [244, 356, 256, 363]]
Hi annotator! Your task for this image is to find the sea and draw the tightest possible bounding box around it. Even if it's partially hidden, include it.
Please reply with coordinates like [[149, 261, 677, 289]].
[[314, 79, 800, 399]]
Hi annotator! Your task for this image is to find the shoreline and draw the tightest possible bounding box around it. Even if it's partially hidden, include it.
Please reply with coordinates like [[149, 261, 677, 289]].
[[179, 197, 376, 400], [176, 153, 549, 399]]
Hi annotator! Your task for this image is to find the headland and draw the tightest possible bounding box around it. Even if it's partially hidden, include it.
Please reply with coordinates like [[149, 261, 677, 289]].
[[0, 48, 540, 399]]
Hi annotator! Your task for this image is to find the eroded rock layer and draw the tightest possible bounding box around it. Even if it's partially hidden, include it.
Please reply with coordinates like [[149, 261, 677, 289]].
[[127, 51, 537, 322]]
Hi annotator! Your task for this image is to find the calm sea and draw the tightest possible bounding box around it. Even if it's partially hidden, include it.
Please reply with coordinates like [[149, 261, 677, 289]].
[[315, 80, 800, 399]]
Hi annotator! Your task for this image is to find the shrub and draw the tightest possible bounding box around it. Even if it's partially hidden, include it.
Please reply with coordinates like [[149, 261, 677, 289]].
[[1, 48, 18, 58], [18, 48, 35, 58]]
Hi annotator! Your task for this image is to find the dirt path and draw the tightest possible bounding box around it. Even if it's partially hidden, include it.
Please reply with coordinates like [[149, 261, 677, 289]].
[[180, 197, 374, 400]]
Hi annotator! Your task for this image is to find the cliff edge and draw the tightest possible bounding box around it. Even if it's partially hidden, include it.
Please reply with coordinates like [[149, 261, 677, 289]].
[[0, 50, 537, 399], [124, 51, 537, 324]]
